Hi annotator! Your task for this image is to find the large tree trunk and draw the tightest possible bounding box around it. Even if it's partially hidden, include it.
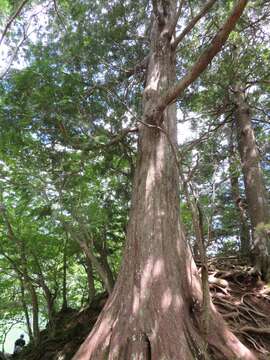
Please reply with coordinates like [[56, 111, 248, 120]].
[[233, 84, 270, 279], [73, 1, 254, 359]]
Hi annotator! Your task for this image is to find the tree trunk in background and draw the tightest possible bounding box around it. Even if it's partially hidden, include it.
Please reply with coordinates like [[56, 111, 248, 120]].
[[233, 84, 270, 279], [0, 205, 40, 341], [20, 278, 34, 342], [73, 1, 254, 359], [20, 244, 40, 342], [17, 262, 40, 343], [29, 283, 40, 342], [33, 254, 56, 330], [81, 242, 114, 294], [62, 237, 68, 310], [67, 224, 115, 294], [84, 256, 95, 303], [94, 237, 116, 294], [228, 126, 250, 257], [180, 175, 210, 337]]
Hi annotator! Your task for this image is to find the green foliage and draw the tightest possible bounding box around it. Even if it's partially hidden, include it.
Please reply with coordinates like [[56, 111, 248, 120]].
[[0, 0, 270, 350], [0, 0, 10, 13]]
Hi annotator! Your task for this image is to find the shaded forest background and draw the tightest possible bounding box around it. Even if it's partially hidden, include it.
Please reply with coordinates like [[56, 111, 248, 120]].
[[0, 0, 270, 358]]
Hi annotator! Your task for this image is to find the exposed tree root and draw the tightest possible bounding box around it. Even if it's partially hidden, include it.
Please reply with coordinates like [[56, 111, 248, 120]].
[[16, 259, 270, 360], [204, 258, 270, 359], [237, 326, 270, 335]]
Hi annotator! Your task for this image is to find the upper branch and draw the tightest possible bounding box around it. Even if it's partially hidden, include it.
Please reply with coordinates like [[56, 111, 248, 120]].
[[0, 20, 34, 79], [68, 126, 138, 153], [167, 0, 185, 39], [0, 0, 30, 46], [172, 0, 217, 49], [158, 0, 249, 113]]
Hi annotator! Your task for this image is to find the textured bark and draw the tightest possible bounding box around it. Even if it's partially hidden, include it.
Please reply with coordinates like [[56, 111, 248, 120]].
[[180, 174, 210, 336], [73, 1, 254, 359], [234, 85, 270, 279], [157, 0, 249, 113], [228, 128, 250, 257]]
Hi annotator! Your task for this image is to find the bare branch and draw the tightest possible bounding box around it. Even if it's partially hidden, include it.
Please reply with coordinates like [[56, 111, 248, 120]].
[[181, 112, 233, 153], [173, 0, 217, 49], [84, 54, 148, 101], [0, 0, 30, 46], [53, 0, 67, 31], [69, 126, 138, 153], [158, 0, 249, 113], [0, 22, 35, 79], [168, 0, 185, 38]]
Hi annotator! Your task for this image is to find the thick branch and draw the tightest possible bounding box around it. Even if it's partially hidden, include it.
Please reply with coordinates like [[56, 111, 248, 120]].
[[158, 0, 248, 112], [70, 126, 137, 153], [167, 0, 185, 38], [173, 0, 217, 48], [152, 0, 166, 26]]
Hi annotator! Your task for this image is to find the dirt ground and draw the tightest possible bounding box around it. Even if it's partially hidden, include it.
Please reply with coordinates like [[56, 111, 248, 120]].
[[207, 257, 270, 359]]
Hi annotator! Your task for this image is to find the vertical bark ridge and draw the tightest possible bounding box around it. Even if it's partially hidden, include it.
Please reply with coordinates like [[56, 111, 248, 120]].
[[233, 84, 270, 279], [72, 2, 256, 359]]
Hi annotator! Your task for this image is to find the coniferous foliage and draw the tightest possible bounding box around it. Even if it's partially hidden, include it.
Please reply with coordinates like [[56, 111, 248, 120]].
[[0, 0, 270, 358]]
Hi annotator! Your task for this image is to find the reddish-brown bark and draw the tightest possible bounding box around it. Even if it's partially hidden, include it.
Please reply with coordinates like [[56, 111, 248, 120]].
[[233, 84, 270, 280], [72, 1, 255, 358]]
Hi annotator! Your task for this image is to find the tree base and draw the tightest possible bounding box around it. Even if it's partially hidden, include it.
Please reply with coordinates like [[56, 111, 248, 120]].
[[72, 254, 257, 360]]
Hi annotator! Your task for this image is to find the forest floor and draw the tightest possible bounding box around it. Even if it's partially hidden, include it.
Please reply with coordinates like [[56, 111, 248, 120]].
[[12, 293, 107, 360], [206, 257, 270, 359], [12, 258, 270, 360]]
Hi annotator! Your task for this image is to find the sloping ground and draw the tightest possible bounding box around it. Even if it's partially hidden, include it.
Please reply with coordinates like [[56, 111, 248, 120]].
[[14, 260, 270, 360], [207, 257, 270, 359], [14, 293, 107, 360]]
